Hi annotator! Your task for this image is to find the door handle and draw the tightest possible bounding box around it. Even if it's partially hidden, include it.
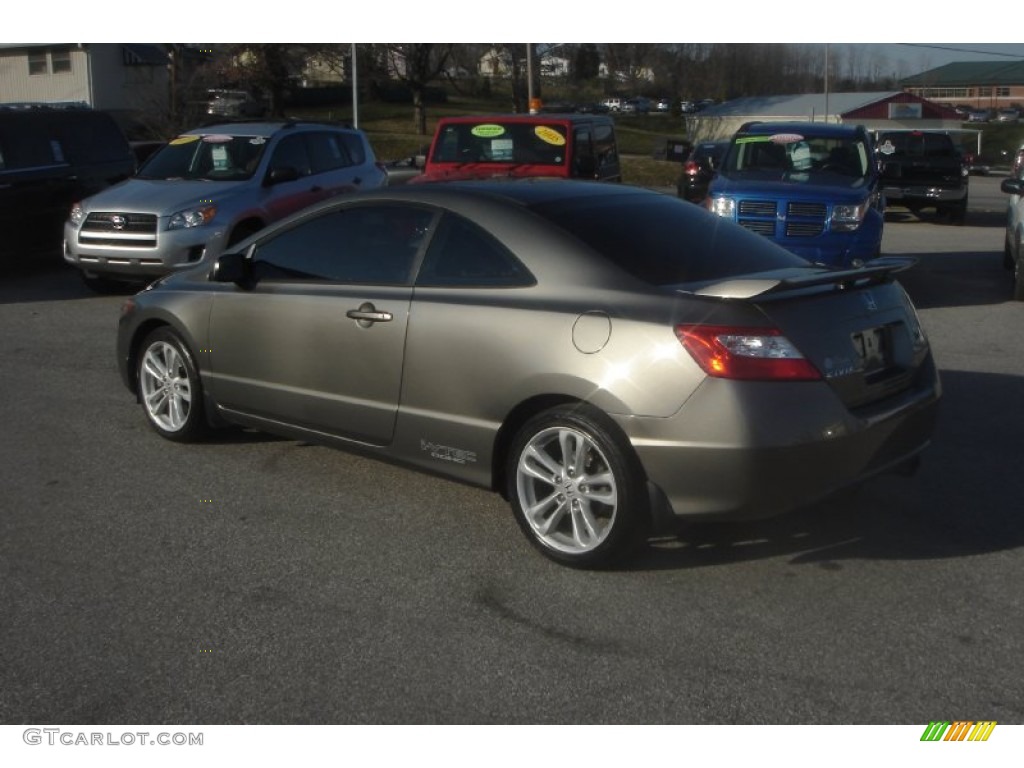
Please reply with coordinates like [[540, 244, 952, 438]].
[[346, 302, 392, 327]]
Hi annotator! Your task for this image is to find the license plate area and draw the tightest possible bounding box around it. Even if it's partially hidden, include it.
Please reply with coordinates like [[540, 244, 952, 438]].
[[852, 325, 892, 379]]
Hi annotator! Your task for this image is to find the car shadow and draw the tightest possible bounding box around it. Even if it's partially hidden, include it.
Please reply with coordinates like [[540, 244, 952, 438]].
[[884, 208, 1005, 229], [626, 369, 1024, 572], [894, 248, 1011, 309], [0, 250, 141, 304]]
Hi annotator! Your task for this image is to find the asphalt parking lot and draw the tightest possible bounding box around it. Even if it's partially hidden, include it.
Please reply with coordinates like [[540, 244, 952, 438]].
[[1, 175, 1022, 726]]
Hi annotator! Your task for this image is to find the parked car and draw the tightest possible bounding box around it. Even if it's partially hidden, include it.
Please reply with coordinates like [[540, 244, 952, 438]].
[[411, 114, 621, 183], [676, 140, 728, 203], [654, 98, 672, 112], [997, 108, 1020, 123], [206, 89, 265, 119], [0, 106, 134, 257], [64, 121, 387, 292], [622, 97, 650, 115], [601, 97, 623, 113], [875, 129, 969, 223], [966, 109, 991, 123], [999, 154, 1024, 300], [963, 152, 991, 176], [116, 180, 940, 568], [705, 122, 885, 266]]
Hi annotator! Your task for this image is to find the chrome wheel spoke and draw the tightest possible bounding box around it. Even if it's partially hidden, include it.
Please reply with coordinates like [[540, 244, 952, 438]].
[[520, 445, 560, 485], [570, 502, 601, 548]]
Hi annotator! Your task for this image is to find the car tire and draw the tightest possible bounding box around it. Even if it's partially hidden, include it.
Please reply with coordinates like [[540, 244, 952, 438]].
[[1014, 255, 1024, 302], [946, 197, 967, 225], [507, 404, 649, 568], [137, 327, 208, 442], [1005, 236, 1017, 272]]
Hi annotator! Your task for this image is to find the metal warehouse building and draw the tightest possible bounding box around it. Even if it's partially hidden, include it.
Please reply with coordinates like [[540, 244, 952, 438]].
[[687, 91, 965, 143]]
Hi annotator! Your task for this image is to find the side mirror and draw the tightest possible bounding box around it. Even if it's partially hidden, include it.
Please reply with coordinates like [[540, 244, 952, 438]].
[[212, 251, 250, 285], [265, 166, 300, 186]]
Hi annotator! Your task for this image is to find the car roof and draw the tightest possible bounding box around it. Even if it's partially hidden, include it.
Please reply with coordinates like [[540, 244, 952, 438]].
[[182, 120, 361, 138], [436, 113, 612, 125], [289, 179, 658, 218], [736, 121, 866, 138]]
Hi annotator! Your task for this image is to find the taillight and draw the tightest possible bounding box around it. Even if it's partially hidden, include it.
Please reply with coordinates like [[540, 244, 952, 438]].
[[675, 325, 821, 381], [683, 160, 699, 176]]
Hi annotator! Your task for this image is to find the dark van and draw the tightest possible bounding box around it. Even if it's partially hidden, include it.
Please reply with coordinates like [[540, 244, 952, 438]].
[[412, 113, 621, 183], [0, 107, 135, 256]]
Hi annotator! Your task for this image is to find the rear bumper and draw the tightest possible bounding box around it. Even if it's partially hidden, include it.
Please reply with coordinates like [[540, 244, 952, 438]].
[[882, 185, 967, 205], [618, 368, 941, 524]]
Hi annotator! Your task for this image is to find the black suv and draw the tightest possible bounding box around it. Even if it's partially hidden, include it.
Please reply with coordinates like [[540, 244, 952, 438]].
[[875, 130, 969, 223], [676, 141, 727, 203], [0, 107, 134, 257]]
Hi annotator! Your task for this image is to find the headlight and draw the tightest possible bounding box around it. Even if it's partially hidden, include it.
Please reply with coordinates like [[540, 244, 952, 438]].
[[69, 203, 85, 226], [708, 197, 736, 218], [831, 201, 868, 232], [168, 205, 217, 230]]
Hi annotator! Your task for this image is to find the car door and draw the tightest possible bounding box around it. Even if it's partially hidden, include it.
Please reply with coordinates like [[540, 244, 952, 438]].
[[206, 203, 436, 446], [260, 133, 343, 221]]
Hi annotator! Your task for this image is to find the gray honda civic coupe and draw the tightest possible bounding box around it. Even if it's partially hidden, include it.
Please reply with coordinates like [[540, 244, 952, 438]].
[[117, 180, 941, 568]]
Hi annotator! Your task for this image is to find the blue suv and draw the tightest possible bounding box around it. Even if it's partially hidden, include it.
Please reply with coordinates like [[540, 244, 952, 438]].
[[705, 122, 884, 267]]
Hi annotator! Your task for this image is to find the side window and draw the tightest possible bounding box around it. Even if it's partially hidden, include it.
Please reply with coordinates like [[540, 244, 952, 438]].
[[593, 124, 618, 169], [417, 213, 534, 288], [269, 134, 311, 176], [307, 132, 353, 174], [572, 127, 594, 177], [337, 133, 367, 165], [251, 205, 433, 284]]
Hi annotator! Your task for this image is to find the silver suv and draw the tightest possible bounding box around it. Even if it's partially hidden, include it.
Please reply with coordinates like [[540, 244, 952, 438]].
[[64, 121, 387, 291]]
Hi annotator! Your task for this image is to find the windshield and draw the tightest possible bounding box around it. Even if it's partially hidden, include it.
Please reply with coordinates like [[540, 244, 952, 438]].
[[431, 121, 568, 166], [722, 132, 870, 178], [136, 133, 267, 181]]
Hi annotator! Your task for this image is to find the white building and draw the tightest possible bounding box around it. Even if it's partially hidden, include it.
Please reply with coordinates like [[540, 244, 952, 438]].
[[0, 44, 170, 120]]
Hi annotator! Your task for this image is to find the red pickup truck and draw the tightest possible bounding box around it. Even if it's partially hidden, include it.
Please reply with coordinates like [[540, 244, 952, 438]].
[[409, 113, 621, 183]]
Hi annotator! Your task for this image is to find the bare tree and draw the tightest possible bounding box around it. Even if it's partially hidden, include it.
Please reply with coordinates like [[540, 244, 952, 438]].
[[385, 44, 454, 135]]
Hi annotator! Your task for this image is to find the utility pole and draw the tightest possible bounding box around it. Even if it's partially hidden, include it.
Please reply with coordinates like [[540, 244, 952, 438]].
[[351, 43, 359, 128], [527, 44, 536, 113]]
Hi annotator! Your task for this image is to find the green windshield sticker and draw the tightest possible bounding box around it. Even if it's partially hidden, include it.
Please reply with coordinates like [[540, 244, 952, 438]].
[[535, 126, 566, 146], [471, 124, 507, 138]]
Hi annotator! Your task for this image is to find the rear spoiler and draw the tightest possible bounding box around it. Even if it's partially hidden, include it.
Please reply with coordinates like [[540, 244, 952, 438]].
[[682, 257, 917, 300]]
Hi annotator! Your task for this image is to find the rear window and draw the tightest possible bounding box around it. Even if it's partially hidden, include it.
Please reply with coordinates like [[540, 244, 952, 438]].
[[432, 121, 569, 166], [876, 132, 958, 159], [530, 195, 808, 286]]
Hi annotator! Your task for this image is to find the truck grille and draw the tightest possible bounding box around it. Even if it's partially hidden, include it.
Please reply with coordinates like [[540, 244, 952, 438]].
[[786, 222, 825, 237], [787, 202, 827, 218], [79, 212, 158, 249], [738, 200, 776, 217], [740, 220, 776, 236]]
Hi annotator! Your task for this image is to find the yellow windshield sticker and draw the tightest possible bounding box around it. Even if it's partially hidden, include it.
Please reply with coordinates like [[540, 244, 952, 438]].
[[470, 124, 507, 138], [169, 135, 200, 145], [534, 126, 566, 146]]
